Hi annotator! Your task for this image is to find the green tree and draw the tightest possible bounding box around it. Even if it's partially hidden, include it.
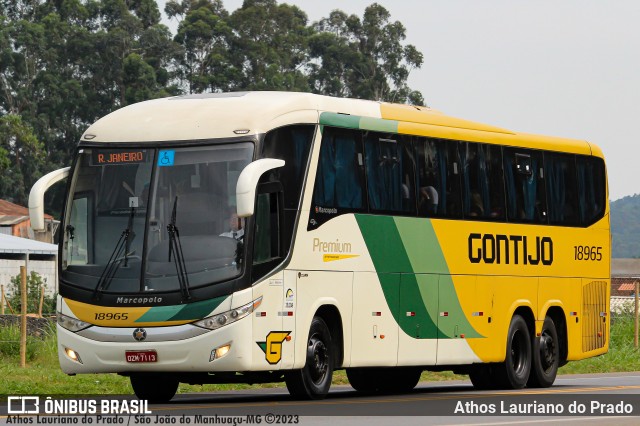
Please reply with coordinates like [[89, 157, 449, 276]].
[[228, 0, 311, 91], [309, 4, 424, 104], [168, 0, 235, 93], [7, 271, 56, 315], [0, 0, 181, 214], [0, 114, 44, 205]]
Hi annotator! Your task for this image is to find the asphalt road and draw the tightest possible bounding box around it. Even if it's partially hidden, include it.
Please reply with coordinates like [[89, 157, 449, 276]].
[[149, 373, 640, 425], [3, 373, 640, 425]]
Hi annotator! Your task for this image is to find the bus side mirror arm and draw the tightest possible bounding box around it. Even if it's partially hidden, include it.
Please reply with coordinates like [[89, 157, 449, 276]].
[[29, 167, 71, 231], [236, 159, 285, 218]]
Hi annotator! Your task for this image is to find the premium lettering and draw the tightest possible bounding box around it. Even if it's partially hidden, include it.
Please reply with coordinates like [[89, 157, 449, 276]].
[[468, 233, 553, 266], [313, 238, 352, 253]]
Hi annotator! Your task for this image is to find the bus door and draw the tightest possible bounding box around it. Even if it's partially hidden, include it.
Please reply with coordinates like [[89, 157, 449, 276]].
[[350, 272, 399, 367], [437, 274, 479, 364], [397, 274, 438, 365]]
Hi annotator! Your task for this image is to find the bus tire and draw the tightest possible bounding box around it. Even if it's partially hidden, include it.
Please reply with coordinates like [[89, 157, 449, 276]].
[[346, 368, 377, 392], [347, 368, 421, 393], [469, 364, 498, 390], [377, 367, 421, 393], [285, 316, 334, 400], [130, 374, 178, 403], [496, 314, 531, 389], [528, 316, 559, 388]]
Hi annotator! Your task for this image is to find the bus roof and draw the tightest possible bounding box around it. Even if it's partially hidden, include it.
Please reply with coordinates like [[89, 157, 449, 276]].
[[82, 91, 601, 158]]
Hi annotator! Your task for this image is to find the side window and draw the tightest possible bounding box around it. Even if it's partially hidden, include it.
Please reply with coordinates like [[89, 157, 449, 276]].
[[363, 132, 415, 214], [503, 148, 547, 224], [253, 192, 281, 265], [416, 138, 462, 218], [460, 142, 505, 220], [312, 128, 365, 210], [262, 125, 314, 210], [576, 156, 606, 226], [545, 153, 579, 226], [66, 194, 92, 265]]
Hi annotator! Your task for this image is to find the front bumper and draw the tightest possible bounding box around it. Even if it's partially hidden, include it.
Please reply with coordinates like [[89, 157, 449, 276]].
[[57, 316, 254, 374]]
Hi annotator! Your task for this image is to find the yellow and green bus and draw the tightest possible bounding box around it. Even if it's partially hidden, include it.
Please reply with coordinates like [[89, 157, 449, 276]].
[[29, 92, 609, 402]]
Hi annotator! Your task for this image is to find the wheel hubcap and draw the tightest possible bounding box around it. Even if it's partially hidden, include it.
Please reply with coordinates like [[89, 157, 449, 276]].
[[307, 334, 328, 384], [539, 331, 556, 372]]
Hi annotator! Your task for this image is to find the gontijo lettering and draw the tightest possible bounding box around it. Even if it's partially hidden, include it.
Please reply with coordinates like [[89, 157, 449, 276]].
[[468, 233, 553, 265]]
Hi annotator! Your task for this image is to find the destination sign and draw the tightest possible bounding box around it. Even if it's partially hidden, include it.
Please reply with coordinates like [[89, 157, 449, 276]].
[[91, 150, 147, 166]]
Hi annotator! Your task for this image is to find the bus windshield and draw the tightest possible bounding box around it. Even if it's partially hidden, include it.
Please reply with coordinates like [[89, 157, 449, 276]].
[[61, 143, 254, 295]]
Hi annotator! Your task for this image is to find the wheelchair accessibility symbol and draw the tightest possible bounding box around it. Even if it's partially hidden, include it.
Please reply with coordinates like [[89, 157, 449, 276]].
[[158, 150, 175, 166]]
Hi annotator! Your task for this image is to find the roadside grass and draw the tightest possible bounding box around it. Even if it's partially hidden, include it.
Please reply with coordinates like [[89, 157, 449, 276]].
[[558, 313, 640, 374], [1, 315, 636, 396]]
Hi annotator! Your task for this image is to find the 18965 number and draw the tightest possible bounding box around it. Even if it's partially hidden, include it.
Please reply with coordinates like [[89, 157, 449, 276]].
[[574, 245, 602, 261], [95, 312, 129, 320]]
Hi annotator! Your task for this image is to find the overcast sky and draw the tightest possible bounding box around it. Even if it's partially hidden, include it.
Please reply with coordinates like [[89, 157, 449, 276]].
[[160, 1, 640, 201]]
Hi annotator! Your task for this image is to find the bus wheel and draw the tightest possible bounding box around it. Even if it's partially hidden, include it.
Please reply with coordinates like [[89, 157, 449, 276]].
[[130, 374, 178, 403], [346, 368, 377, 392], [285, 316, 334, 400], [469, 364, 498, 390], [496, 315, 531, 389], [377, 368, 422, 393], [528, 316, 559, 388]]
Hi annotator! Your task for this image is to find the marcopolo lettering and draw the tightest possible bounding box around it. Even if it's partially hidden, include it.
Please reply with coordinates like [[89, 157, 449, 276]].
[[116, 296, 163, 304], [468, 233, 553, 266]]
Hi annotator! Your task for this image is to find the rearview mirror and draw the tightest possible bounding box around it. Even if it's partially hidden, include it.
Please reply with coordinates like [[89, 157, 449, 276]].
[[236, 159, 285, 218], [29, 167, 71, 231]]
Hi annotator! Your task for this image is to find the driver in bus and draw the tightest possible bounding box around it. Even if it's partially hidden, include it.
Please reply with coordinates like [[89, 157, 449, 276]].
[[220, 213, 244, 240]]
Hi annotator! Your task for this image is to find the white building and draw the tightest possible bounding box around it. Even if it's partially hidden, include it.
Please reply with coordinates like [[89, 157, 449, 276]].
[[0, 233, 57, 298]]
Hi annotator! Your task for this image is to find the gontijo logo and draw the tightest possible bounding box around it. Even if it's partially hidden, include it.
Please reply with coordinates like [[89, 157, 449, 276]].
[[257, 331, 291, 364]]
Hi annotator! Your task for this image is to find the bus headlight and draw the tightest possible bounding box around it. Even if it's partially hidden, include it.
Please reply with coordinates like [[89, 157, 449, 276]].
[[57, 312, 91, 332], [194, 297, 262, 330], [64, 347, 83, 364], [210, 343, 231, 362]]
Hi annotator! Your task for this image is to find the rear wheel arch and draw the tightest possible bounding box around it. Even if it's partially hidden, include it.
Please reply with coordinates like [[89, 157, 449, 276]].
[[545, 306, 568, 366]]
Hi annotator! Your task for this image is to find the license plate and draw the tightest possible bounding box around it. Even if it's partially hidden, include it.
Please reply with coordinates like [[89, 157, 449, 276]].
[[125, 350, 157, 363]]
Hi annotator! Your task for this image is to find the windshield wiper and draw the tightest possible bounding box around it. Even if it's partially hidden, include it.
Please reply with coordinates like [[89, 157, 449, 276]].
[[92, 206, 136, 301], [167, 196, 192, 301]]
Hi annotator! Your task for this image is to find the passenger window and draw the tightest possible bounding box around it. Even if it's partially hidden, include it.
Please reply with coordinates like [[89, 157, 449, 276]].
[[312, 128, 365, 210], [416, 138, 462, 218], [576, 156, 606, 226], [460, 142, 505, 220], [262, 125, 314, 210], [545, 153, 579, 226], [363, 132, 415, 214], [503, 148, 547, 224]]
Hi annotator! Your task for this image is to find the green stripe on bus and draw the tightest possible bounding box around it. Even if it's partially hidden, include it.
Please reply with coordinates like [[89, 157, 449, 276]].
[[356, 215, 412, 272], [393, 217, 481, 338], [355, 214, 482, 339], [359, 117, 398, 133], [135, 304, 184, 322], [356, 215, 437, 338], [319, 112, 398, 134], [135, 296, 227, 323], [319, 112, 361, 129], [168, 296, 227, 321]]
